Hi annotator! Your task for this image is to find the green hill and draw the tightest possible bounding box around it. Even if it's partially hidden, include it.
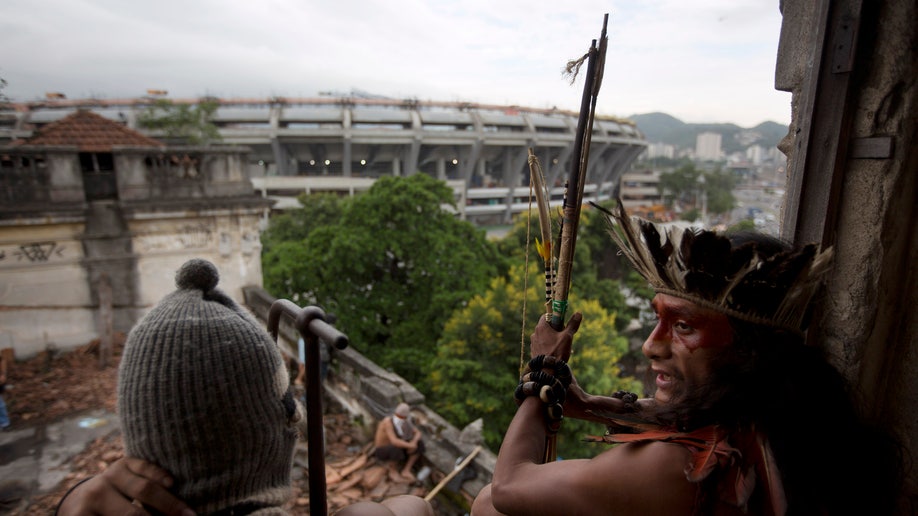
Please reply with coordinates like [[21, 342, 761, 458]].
[[629, 112, 788, 154]]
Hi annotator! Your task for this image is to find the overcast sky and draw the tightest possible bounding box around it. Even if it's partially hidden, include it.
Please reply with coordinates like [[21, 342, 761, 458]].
[[1, 0, 789, 127]]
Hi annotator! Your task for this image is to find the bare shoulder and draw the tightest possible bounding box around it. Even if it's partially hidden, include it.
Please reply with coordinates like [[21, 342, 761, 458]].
[[493, 441, 699, 515], [588, 441, 697, 508], [374, 417, 392, 441]]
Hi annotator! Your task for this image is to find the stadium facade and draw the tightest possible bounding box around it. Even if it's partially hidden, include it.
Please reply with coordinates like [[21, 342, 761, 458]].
[[1, 96, 647, 225]]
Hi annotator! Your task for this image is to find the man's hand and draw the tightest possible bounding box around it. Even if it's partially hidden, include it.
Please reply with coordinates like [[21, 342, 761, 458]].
[[529, 312, 582, 361], [57, 457, 194, 515]]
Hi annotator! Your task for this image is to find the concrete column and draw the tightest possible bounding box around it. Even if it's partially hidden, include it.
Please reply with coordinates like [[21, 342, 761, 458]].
[[343, 137, 352, 177], [436, 158, 446, 180]]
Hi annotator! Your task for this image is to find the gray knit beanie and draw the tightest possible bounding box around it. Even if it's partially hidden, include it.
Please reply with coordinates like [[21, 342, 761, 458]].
[[118, 259, 298, 514]]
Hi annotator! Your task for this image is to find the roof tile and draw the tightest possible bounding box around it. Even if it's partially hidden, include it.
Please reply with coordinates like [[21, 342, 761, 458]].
[[19, 110, 163, 152]]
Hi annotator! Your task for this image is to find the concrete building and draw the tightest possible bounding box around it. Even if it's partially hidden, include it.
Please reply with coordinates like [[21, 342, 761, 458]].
[[694, 131, 723, 161], [618, 169, 662, 209], [745, 144, 767, 165], [0, 110, 271, 357], [0, 98, 647, 226], [643, 141, 675, 160]]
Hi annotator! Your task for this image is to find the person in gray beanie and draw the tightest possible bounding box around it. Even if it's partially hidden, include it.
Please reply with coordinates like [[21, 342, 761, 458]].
[[56, 259, 433, 516], [59, 258, 301, 515], [119, 258, 301, 513]]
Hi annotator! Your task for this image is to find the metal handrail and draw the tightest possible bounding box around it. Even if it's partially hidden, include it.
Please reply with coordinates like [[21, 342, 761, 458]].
[[266, 299, 349, 516]]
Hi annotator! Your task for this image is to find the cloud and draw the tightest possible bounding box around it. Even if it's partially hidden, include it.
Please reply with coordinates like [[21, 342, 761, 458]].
[[0, 0, 789, 126]]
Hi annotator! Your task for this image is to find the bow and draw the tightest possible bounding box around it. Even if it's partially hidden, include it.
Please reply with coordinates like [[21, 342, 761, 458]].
[[527, 13, 609, 463], [548, 13, 608, 330]]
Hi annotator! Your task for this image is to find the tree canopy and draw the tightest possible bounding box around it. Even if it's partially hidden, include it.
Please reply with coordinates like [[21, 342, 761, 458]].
[[261, 180, 647, 458], [429, 203, 645, 456], [658, 163, 737, 218], [496, 202, 646, 330], [262, 174, 505, 385], [428, 262, 642, 458]]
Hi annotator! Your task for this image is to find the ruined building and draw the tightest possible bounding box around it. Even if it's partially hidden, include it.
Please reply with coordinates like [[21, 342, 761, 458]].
[[0, 110, 271, 356]]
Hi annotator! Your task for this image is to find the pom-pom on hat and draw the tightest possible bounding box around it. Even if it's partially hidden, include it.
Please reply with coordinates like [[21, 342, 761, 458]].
[[118, 259, 298, 514]]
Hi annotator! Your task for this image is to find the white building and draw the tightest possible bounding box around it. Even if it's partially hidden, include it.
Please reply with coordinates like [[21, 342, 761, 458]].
[[695, 132, 723, 161], [644, 142, 675, 160]]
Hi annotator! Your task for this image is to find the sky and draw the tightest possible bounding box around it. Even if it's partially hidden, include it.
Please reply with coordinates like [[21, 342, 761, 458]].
[[1, 0, 790, 127]]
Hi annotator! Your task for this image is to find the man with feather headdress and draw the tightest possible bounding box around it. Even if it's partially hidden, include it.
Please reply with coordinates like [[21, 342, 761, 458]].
[[472, 204, 900, 515]]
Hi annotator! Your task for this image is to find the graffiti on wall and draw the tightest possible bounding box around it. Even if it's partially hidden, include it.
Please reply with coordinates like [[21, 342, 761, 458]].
[[135, 223, 214, 253], [0, 241, 66, 263]]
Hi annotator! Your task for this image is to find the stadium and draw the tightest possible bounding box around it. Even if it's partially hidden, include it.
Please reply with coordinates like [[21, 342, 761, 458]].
[[1, 95, 647, 225]]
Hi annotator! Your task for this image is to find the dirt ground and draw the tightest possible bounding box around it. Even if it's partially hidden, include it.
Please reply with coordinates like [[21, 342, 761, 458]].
[[3, 337, 454, 515]]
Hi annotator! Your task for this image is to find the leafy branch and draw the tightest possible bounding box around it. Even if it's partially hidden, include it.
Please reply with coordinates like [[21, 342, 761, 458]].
[[137, 98, 222, 145]]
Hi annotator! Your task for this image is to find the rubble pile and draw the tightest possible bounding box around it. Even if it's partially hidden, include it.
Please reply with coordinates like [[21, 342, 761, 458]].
[[5, 342, 461, 515]]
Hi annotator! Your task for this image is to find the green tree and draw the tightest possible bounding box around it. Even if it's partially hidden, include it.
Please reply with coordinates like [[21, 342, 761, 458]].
[[260, 193, 346, 306], [496, 202, 642, 330], [262, 175, 505, 385], [658, 163, 701, 207], [658, 164, 736, 219], [702, 169, 738, 215], [261, 193, 345, 251], [137, 98, 222, 145], [428, 262, 641, 458], [728, 219, 757, 232]]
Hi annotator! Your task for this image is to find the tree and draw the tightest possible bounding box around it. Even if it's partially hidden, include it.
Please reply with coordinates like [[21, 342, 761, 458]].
[[701, 168, 738, 215], [495, 202, 643, 331], [658, 163, 701, 207], [658, 164, 736, 219], [728, 219, 757, 232], [137, 98, 222, 145], [260, 193, 346, 306], [261, 192, 345, 250], [262, 175, 505, 385], [428, 262, 642, 458]]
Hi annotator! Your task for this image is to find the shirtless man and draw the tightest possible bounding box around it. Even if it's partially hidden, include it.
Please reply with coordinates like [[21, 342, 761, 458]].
[[374, 402, 425, 482], [472, 206, 900, 515]]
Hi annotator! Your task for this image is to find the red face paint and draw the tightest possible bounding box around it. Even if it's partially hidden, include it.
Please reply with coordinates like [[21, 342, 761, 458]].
[[643, 294, 733, 403]]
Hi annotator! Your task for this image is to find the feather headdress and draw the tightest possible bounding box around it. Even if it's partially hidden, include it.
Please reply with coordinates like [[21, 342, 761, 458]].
[[595, 201, 833, 334]]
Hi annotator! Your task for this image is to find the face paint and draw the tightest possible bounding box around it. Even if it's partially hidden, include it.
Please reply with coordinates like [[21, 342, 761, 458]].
[[643, 294, 733, 403]]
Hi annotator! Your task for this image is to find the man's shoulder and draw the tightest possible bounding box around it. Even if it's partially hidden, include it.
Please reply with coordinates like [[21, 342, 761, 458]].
[[593, 440, 693, 479]]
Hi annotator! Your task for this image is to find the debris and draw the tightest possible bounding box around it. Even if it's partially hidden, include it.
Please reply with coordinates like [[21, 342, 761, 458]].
[[4, 341, 458, 515]]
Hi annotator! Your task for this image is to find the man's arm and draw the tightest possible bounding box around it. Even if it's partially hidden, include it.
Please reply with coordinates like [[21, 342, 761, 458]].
[[526, 312, 652, 425], [484, 314, 697, 515], [381, 418, 417, 451]]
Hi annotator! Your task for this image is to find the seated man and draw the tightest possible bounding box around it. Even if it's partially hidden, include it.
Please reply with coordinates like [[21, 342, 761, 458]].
[[472, 204, 901, 515], [373, 402, 425, 482], [57, 259, 432, 515]]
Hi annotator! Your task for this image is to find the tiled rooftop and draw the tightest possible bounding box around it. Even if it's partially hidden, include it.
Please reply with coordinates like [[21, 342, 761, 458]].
[[17, 109, 163, 152]]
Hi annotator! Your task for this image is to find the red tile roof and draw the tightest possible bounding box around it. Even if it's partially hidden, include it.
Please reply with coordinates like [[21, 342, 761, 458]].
[[18, 110, 163, 152]]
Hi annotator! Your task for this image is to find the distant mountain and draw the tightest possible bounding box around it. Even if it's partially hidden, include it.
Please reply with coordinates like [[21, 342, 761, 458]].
[[629, 112, 788, 154]]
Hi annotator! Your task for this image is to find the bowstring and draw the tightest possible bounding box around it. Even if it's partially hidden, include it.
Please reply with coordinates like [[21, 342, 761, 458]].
[[521, 181, 535, 376]]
